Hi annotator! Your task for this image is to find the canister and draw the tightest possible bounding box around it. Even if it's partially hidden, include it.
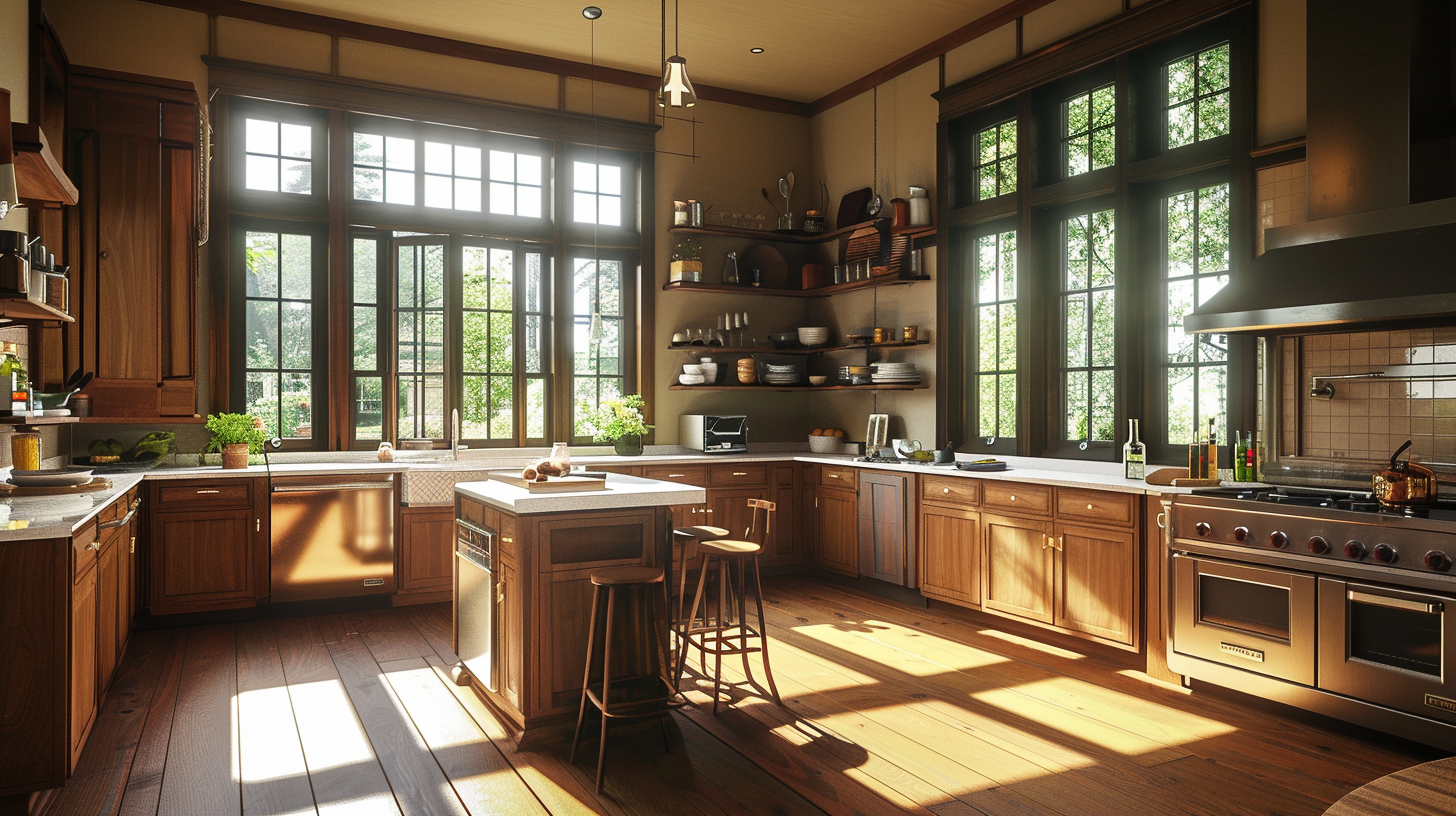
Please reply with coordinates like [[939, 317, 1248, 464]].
[[11, 432, 40, 471]]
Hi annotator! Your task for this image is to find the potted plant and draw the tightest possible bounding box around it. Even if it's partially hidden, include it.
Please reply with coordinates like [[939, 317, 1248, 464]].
[[205, 412, 269, 469], [580, 395, 654, 456]]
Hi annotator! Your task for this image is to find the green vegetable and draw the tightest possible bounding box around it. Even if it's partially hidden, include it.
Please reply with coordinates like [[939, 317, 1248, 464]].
[[125, 431, 175, 462], [88, 438, 123, 457], [205, 413, 269, 454]]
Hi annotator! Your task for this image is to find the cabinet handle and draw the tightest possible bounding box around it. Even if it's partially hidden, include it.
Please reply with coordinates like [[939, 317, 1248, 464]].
[[497, 584, 505, 604], [85, 540, 99, 552], [1087, 503, 1094, 510], [502, 536, 514, 544], [828, 474, 840, 479], [668, 473, 686, 478], [1156, 512, 1166, 529], [130, 536, 136, 554], [1009, 494, 1016, 501], [99, 250, 109, 260], [256, 518, 261, 532], [942, 487, 950, 494], [732, 471, 748, 476], [706, 508, 713, 514], [1041, 534, 1049, 550], [1052, 536, 1064, 551], [196, 489, 220, 495]]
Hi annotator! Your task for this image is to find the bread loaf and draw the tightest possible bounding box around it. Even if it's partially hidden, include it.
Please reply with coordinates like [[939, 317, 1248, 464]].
[[521, 466, 538, 481]]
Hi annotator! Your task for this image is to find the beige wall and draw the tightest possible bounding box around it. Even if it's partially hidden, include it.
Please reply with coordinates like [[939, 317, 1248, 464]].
[[1, 0, 28, 233]]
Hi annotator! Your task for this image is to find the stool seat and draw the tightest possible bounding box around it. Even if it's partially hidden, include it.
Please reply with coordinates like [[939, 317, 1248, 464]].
[[698, 538, 761, 556], [590, 566, 665, 586], [675, 525, 730, 539]]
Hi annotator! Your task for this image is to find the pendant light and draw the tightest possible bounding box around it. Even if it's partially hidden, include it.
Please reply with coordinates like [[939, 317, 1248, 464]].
[[658, 0, 696, 108]]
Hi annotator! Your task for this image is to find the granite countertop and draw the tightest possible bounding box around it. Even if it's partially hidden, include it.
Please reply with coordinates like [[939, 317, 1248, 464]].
[[0, 473, 144, 542], [144, 462, 411, 479], [455, 473, 706, 514]]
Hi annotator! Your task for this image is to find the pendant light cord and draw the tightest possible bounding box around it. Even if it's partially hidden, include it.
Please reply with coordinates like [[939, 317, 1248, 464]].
[[872, 86, 878, 196]]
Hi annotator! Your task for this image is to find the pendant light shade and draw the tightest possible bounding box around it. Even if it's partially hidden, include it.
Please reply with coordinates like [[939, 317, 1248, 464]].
[[658, 55, 696, 108]]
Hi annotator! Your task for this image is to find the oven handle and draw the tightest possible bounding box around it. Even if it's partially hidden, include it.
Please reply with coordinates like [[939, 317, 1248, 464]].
[[1348, 589, 1443, 615]]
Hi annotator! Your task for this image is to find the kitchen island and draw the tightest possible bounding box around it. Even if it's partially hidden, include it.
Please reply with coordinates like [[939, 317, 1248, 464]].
[[453, 473, 706, 739]]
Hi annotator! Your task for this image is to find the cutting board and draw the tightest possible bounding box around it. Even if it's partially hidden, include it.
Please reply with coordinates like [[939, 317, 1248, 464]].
[[0, 477, 113, 496], [487, 472, 608, 492]]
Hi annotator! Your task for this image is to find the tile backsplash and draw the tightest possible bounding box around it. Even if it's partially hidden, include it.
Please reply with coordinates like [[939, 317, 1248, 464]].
[[1256, 160, 1307, 256], [1293, 328, 1456, 465]]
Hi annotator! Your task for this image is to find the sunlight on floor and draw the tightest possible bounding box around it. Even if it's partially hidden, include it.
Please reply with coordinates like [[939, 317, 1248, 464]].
[[789, 621, 1011, 675], [280, 679, 378, 772], [977, 628, 1087, 659], [236, 685, 308, 785]]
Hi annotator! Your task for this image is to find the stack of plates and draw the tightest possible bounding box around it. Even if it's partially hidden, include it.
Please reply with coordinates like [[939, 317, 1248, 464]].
[[764, 363, 802, 385], [871, 363, 920, 384], [797, 326, 831, 347]]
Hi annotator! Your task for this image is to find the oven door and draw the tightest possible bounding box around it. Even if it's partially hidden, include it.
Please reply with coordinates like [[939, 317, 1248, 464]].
[[1318, 578, 1456, 723], [1172, 553, 1317, 685]]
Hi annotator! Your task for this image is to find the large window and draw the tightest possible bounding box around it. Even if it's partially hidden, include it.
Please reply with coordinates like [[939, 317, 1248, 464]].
[[945, 14, 1248, 462], [228, 97, 645, 449]]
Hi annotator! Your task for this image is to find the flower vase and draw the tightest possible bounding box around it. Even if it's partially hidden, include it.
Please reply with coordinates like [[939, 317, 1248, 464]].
[[612, 435, 643, 456]]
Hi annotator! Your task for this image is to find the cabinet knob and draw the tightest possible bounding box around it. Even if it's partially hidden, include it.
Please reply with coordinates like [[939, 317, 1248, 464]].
[[99, 250, 109, 260], [1087, 503, 1094, 510], [85, 540, 99, 552], [942, 487, 950, 494], [1009, 494, 1016, 501]]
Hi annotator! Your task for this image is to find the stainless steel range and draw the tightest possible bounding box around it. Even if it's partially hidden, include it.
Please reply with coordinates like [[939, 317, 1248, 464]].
[[1168, 486, 1456, 750]]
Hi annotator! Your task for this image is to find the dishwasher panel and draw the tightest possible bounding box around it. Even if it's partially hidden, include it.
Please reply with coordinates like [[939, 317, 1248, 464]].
[[270, 475, 396, 603], [455, 520, 495, 692]]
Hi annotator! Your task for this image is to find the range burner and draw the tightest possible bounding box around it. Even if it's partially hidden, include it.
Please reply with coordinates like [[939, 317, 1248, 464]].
[[1198, 486, 1444, 516]]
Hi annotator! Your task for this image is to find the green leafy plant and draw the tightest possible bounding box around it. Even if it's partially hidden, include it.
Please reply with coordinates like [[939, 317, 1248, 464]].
[[670, 239, 702, 262], [578, 394, 654, 443], [205, 412, 270, 454]]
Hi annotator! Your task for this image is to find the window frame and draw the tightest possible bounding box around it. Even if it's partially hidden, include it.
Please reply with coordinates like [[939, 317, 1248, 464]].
[[561, 244, 640, 445], [227, 97, 330, 220], [227, 216, 330, 451], [956, 217, 1022, 456]]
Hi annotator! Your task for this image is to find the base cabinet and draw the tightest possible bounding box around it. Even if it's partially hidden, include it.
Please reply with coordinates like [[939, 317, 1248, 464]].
[[146, 479, 264, 616], [69, 545, 98, 768], [919, 503, 980, 605], [857, 471, 916, 587], [1055, 523, 1137, 645], [981, 513, 1055, 623], [396, 506, 455, 603], [814, 487, 858, 576]]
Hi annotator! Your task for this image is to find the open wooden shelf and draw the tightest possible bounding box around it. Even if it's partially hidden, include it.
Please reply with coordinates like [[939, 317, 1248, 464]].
[[669, 383, 926, 392], [663, 273, 932, 298], [78, 416, 207, 424], [667, 339, 930, 355], [0, 415, 79, 425], [0, 297, 73, 323], [669, 220, 935, 245]]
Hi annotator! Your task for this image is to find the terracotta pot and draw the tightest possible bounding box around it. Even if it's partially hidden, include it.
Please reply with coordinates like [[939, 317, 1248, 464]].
[[221, 443, 249, 469]]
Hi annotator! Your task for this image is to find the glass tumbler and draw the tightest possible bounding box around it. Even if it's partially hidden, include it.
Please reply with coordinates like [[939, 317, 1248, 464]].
[[11, 432, 40, 471]]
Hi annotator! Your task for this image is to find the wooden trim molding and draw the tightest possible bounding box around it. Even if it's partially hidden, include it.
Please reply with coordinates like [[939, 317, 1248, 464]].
[[144, 0, 808, 116], [935, 0, 1251, 120], [204, 57, 660, 151]]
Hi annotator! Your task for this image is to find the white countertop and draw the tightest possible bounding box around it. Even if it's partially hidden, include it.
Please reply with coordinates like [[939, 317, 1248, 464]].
[[144, 462, 410, 479], [0, 473, 144, 542], [455, 473, 707, 514]]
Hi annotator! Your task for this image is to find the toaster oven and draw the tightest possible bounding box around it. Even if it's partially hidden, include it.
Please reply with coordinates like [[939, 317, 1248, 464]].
[[680, 415, 748, 454]]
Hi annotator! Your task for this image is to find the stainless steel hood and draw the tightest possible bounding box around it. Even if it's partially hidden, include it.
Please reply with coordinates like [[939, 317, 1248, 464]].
[[1186, 0, 1456, 335]]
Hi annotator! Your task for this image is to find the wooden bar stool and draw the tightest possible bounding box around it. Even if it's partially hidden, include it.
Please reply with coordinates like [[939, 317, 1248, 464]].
[[569, 565, 676, 793], [670, 522, 728, 655], [674, 499, 783, 713]]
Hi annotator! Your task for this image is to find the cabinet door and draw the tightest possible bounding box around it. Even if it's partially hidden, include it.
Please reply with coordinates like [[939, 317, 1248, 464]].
[[814, 489, 858, 576], [919, 503, 980, 606], [1054, 523, 1137, 646], [70, 563, 97, 767], [96, 533, 120, 691], [857, 471, 914, 586], [707, 487, 767, 542], [150, 509, 256, 615], [981, 513, 1054, 623], [766, 464, 800, 564], [119, 510, 138, 653], [498, 559, 523, 712], [397, 506, 455, 599]]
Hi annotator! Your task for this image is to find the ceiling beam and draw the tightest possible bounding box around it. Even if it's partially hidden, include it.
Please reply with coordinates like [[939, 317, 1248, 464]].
[[807, 0, 1056, 116], [139, 0, 812, 116]]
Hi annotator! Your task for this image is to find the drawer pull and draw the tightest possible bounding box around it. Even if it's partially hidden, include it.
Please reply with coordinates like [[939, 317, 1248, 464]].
[[668, 473, 686, 478], [828, 474, 840, 479], [195, 489, 221, 495], [732, 471, 748, 476], [85, 540, 99, 552]]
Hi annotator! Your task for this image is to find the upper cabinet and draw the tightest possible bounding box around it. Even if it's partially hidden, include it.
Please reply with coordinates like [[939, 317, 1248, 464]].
[[66, 67, 199, 418]]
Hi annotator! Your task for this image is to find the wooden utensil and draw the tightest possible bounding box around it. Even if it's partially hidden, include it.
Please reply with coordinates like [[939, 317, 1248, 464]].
[[761, 187, 780, 215], [786, 171, 795, 208]]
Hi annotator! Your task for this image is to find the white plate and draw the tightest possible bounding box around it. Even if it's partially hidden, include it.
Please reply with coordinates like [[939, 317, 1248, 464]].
[[9, 467, 96, 487]]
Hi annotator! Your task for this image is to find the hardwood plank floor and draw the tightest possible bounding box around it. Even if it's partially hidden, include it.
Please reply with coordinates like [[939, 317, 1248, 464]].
[[46, 577, 1444, 816]]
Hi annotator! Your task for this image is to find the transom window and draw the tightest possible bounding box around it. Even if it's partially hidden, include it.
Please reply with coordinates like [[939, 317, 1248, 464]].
[[353, 132, 417, 205], [489, 151, 543, 217], [1064, 84, 1116, 177], [244, 118, 313, 194], [1166, 43, 1231, 149], [973, 229, 1018, 444], [573, 162, 622, 226], [973, 120, 1018, 201], [1164, 183, 1231, 444], [424, 142, 483, 212]]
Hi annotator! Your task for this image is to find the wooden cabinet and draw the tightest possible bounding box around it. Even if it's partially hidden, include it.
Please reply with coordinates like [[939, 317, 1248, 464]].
[[69, 534, 99, 768], [981, 513, 1055, 623], [498, 557, 523, 712], [814, 481, 858, 576], [146, 479, 265, 616], [64, 67, 197, 417], [857, 471, 917, 587], [919, 503, 980, 606], [396, 505, 455, 604], [1054, 523, 1137, 644], [766, 463, 801, 565], [95, 530, 120, 693]]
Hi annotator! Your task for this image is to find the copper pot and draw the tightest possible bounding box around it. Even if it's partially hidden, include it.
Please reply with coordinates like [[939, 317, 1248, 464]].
[[1372, 440, 1438, 507]]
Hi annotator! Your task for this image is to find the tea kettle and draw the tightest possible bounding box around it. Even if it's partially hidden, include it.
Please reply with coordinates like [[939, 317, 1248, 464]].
[[1372, 440, 1438, 507]]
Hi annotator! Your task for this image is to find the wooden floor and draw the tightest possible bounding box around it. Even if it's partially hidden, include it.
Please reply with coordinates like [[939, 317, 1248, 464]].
[[44, 576, 1443, 816]]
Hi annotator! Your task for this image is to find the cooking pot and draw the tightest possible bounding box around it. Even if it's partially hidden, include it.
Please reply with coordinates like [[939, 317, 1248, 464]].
[[1372, 440, 1438, 507]]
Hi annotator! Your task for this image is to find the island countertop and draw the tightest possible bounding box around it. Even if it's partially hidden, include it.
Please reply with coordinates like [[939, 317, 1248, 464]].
[[454, 472, 707, 514]]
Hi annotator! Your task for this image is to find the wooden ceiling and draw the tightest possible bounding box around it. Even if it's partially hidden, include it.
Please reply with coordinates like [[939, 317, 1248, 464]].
[[228, 0, 1025, 105]]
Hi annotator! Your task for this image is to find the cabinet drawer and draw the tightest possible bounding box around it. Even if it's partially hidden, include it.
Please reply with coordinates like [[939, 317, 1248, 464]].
[[73, 522, 99, 582], [642, 465, 708, 485], [457, 496, 485, 527], [1055, 488, 1136, 527], [819, 466, 858, 491], [155, 480, 253, 509], [980, 481, 1050, 517], [710, 465, 768, 487], [922, 476, 978, 506]]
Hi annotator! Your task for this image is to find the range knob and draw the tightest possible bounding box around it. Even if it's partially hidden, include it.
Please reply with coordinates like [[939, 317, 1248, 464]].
[[1373, 544, 1398, 564], [1268, 531, 1289, 549], [1195, 522, 1212, 537], [1425, 551, 1452, 572], [1233, 526, 1250, 542], [1308, 536, 1330, 554], [1345, 540, 1368, 560]]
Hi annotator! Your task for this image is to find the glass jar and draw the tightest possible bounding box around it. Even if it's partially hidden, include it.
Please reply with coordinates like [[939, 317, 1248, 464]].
[[11, 432, 40, 471]]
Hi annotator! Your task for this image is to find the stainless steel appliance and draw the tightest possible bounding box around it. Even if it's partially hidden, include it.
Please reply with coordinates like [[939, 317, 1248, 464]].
[[269, 474, 396, 603], [680, 414, 748, 454], [1169, 487, 1456, 749], [454, 519, 495, 692]]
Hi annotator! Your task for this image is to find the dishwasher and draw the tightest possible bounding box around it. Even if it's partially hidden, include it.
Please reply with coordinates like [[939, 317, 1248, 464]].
[[270, 474, 396, 603], [454, 519, 495, 691]]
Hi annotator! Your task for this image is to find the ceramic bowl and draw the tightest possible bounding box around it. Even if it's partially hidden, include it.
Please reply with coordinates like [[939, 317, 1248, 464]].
[[678, 373, 706, 385], [808, 375, 828, 386], [682, 364, 703, 375]]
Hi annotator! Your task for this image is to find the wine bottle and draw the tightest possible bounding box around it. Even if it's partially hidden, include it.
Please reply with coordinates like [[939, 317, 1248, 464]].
[[1123, 419, 1145, 480], [1205, 418, 1219, 480], [1234, 430, 1247, 481]]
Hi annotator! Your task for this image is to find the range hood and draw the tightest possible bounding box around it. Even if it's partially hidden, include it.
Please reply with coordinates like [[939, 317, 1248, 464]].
[[1187, 0, 1456, 335]]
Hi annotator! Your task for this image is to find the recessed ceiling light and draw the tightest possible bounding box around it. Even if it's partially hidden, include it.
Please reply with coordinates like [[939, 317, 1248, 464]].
[[582, 6, 602, 19], [750, 47, 765, 54]]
